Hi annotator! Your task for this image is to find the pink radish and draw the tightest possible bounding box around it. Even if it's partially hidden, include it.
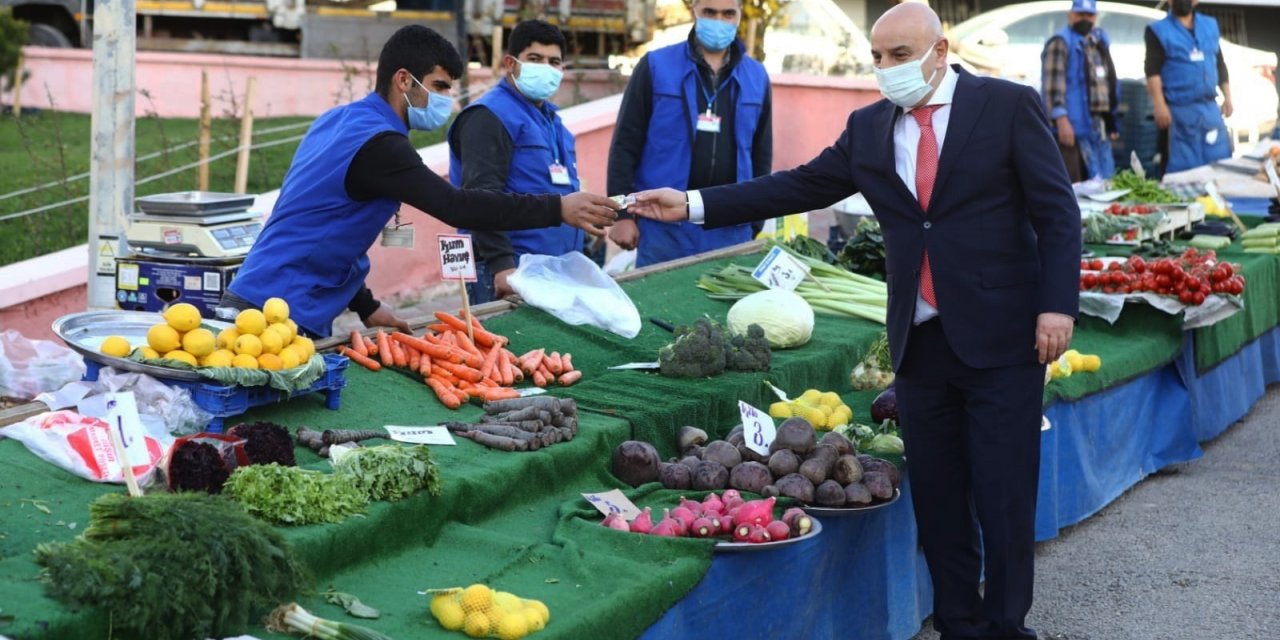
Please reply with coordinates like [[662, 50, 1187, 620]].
[[690, 517, 716, 538], [651, 510, 680, 537], [702, 492, 724, 513], [679, 497, 704, 517], [733, 522, 753, 542], [765, 520, 791, 541], [629, 507, 654, 534], [782, 507, 812, 537], [719, 513, 735, 535], [734, 497, 776, 527], [746, 525, 771, 544], [601, 513, 630, 531], [722, 489, 742, 502]]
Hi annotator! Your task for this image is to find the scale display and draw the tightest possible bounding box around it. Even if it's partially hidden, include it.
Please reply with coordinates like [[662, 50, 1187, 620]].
[[126, 191, 264, 258]]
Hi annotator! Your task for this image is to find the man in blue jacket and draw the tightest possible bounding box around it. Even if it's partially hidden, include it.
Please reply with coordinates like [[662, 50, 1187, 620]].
[[606, 0, 772, 268], [1040, 0, 1119, 182], [630, 4, 1079, 637], [448, 21, 581, 304], [221, 25, 618, 338], [1145, 0, 1233, 174]]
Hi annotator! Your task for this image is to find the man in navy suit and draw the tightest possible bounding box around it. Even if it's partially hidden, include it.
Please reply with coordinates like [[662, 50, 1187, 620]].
[[629, 3, 1080, 638]]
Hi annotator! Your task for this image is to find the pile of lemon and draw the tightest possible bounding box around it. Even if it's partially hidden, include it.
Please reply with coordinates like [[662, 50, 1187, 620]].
[[768, 389, 854, 431], [98, 298, 314, 370], [429, 584, 550, 640], [1049, 349, 1102, 380]]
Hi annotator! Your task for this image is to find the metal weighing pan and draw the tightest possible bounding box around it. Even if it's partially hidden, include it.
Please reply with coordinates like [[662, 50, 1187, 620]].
[[136, 192, 257, 217], [52, 310, 233, 382], [714, 514, 823, 553]]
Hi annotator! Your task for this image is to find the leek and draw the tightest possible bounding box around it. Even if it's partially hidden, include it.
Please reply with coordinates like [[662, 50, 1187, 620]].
[[267, 603, 394, 640]]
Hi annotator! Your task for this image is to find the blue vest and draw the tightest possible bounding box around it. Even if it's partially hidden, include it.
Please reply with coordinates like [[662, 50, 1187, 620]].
[[448, 81, 582, 260], [633, 40, 768, 268], [1150, 13, 1230, 172], [1053, 26, 1110, 135], [229, 93, 405, 338]]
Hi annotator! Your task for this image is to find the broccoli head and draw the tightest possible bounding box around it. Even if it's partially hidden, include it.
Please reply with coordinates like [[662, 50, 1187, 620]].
[[659, 318, 728, 377], [726, 323, 772, 372]]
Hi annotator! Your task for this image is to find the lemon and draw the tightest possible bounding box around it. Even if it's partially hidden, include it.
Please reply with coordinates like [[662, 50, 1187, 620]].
[[100, 336, 131, 357], [235, 308, 267, 336], [524, 599, 549, 626], [267, 322, 294, 345], [234, 334, 263, 357], [278, 346, 303, 369], [163, 350, 198, 366], [258, 329, 284, 355], [147, 324, 182, 353], [257, 353, 283, 371], [291, 335, 315, 359], [263, 297, 290, 324], [819, 391, 842, 408], [799, 389, 823, 404], [286, 318, 298, 334], [201, 349, 234, 367], [496, 611, 529, 640], [462, 611, 491, 638], [523, 608, 545, 631], [768, 401, 793, 419], [493, 591, 522, 614], [216, 327, 240, 350], [140, 347, 161, 360], [1065, 353, 1084, 373], [182, 328, 216, 357], [434, 598, 466, 631], [232, 354, 260, 369], [461, 584, 493, 613], [163, 303, 203, 332], [1082, 354, 1102, 372]]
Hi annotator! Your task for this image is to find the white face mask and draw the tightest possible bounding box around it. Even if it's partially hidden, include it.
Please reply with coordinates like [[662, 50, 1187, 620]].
[[874, 40, 943, 108]]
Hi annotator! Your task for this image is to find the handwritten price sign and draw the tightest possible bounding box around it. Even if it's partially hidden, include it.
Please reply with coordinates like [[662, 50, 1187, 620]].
[[582, 489, 642, 521], [751, 246, 809, 291], [739, 400, 777, 457], [437, 234, 477, 282]]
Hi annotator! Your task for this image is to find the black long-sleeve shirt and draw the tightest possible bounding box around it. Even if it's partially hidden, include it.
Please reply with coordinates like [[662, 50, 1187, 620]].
[[607, 32, 774, 210], [1144, 24, 1228, 83], [338, 129, 562, 317]]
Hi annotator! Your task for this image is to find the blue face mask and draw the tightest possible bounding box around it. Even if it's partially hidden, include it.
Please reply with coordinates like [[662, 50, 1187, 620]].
[[404, 75, 454, 131], [695, 18, 738, 52], [514, 59, 564, 103]]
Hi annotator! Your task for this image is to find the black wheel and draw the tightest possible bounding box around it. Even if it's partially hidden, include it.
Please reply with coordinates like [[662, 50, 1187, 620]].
[[28, 23, 73, 48]]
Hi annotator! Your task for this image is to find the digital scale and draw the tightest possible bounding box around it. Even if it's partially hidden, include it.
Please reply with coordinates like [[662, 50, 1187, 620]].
[[127, 191, 263, 258]]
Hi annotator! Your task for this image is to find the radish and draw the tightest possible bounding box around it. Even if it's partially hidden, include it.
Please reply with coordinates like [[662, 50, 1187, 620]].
[[679, 497, 705, 517], [733, 522, 753, 542], [629, 507, 654, 534], [746, 525, 771, 544], [782, 507, 812, 537], [734, 497, 776, 527], [722, 489, 742, 503], [765, 520, 791, 541], [651, 510, 680, 537], [719, 513, 735, 535], [601, 513, 630, 531], [702, 492, 725, 513], [671, 506, 696, 534], [690, 517, 716, 538], [724, 497, 745, 512]]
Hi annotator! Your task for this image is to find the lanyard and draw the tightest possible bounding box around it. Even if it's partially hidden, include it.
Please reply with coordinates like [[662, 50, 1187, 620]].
[[541, 110, 562, 165], [697, 70, 732, 116]]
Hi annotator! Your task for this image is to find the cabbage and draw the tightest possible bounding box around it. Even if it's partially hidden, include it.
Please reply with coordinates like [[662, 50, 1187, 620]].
[[727, 289, 814, 348], [867, 433, 904, 455]]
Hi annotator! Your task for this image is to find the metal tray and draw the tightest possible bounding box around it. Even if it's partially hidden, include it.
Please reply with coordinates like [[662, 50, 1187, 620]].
[[714, 515, 823, 553], [800, 488, 901, 517], [52, 310, 233, 382], [136, 192, 256, 216]]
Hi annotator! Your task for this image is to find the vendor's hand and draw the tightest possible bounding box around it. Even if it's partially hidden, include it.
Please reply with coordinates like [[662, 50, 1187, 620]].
[[365, 303, 411, 333], [561, 192, 620, 237], [629, 188, 689, 223], [1055, 116, 1075, 147], [1109, 131, 1120, 141], [493, 268, 516, 298], [610, 218, 639, 250], [1154, 103, 1172, 130], [1221, 96, 1234, 119], [1035, 312, 1075, 365]]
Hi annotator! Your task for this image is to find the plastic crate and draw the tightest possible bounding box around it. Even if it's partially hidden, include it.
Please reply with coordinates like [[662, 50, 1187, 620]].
[[83, 354, 349, 433]]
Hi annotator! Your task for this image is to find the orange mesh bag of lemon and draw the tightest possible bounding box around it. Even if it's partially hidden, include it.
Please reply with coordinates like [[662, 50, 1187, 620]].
[[425, 584, 551, 640]]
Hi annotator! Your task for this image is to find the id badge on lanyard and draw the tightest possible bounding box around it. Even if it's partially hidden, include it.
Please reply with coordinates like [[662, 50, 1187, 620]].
[[697, 109, 722, 133], [549, 163, 572, 186], [1189, 48, 1205, 62], [381, 213, 415, 248]]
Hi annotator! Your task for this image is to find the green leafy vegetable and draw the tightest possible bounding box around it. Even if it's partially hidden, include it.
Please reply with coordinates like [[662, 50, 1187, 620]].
[[783, 234, 838, 263], [330, 444, 443, 502], [1111, 170, 1184, 204], [324, 590, 381, 619], [225, 463, 368, 525], [836, 217, 887, 281]]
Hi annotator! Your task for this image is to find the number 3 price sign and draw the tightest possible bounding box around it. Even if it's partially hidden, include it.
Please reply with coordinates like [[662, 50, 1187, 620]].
[[739, 400, 777, 457]]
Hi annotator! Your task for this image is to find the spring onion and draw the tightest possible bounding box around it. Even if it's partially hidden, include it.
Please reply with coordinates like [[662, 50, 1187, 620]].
[[267, 603, 394, 640]]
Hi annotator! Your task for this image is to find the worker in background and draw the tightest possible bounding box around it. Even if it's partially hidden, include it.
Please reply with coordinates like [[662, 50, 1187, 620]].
[[1040, 0, 1119, 182], [1145, 0, 1232, 175], [448, 21, 581, 304], [221, 25, 618, 338], [606, 0, 772, 268]]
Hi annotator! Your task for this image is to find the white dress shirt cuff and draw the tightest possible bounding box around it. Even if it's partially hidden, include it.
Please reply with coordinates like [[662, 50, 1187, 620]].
[[687, 190, 705, 224]]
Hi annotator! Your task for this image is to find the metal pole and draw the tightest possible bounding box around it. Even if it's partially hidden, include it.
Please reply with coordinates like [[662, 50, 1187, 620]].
[[86, 0, 136, 310]]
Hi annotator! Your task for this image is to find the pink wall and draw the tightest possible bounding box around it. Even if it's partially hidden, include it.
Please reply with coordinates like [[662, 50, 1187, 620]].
[[7, 47, 625, 118], [0, 285, 87, 342]]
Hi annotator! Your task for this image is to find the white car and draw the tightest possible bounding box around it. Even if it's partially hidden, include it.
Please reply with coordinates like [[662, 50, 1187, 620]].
[[763, 0, 873, 76], [947, 1, 1278, 139]]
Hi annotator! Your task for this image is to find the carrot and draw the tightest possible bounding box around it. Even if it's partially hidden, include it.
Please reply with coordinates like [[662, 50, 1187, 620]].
[[339, 346, 382, 371], [425, 376, 462, 409], [453, 331, 483, 358], [477, 386, 520, 401], [499, 351, 515, 386], [435, 359, 483, 384], [419, 352, 433, 377], [519, 349, 545, 375], [391, 332, 475, 367], [475, 377, 498, 388], [430, 366, 459, 385], [561, 353, 575, 373], [349, 331, 368, 357], [470, 314, 508, 347], [363, 334, 378, 357], [532, 369, 549, 387], [434, 312, 498, 348], [546, 352, 564, 375], [426, 323, 451, 333], [558, 370, 583, 386], [407, 344, 421, 372], [480, 343, 503, 379], [376, 330, 393, 367], [393, 339, 410, 368]]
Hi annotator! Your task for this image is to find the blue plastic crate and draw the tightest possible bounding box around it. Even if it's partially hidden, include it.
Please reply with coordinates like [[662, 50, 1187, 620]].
[[83, 354, 349, 433]]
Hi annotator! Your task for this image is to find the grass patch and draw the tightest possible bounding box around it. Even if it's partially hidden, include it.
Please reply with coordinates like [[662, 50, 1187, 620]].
[[0, 107, 445, 266]]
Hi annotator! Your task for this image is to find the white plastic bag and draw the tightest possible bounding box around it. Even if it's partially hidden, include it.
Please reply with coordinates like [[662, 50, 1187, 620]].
[[4, 409, 169, 485], [508, 252, 642, 338], [0, 330, 85, 401], [35, 366, 213, 435]]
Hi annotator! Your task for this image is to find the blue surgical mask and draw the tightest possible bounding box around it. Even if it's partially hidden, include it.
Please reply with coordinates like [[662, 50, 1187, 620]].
[[404, 75, 454, 131], [695, 18, 738, 52], [873, 41, 942, 109], [514, 59, 564, 102]]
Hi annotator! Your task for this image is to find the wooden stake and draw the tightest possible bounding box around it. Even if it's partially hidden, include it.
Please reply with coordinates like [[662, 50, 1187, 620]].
[[10, 51, 24, 116], [107, 419, 143, 497], [805, 271, 833, 293], [459, 279, 475, 343], [197, 68, 211, 191], [491, 26, 504, 75], [746, 19, 759, 59], [233, 76, 257, 194]]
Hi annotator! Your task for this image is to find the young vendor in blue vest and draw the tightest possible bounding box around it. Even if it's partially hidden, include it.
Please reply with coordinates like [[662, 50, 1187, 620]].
[[1144, 0, 1233, 175], [220, 25, 619, 338], [1040, 0, 1120, 182], [606, 0, 773, 268], [447, 21, 580, 304]]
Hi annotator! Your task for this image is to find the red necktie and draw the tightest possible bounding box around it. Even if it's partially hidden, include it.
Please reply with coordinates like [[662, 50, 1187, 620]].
[[912, 105, 941, 309]]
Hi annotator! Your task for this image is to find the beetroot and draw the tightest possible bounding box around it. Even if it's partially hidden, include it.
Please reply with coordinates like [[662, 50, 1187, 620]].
[[690, 517, 716, 538], [612, 441, 661, 487], [630, 507, 654, 534], [870, 386, 898, 424], [734, 497, 776, 527], [765, 520, 791, 541], [601, 513, 630, 531], [729, 461, 773, 495], [746, 525, 771, 544]]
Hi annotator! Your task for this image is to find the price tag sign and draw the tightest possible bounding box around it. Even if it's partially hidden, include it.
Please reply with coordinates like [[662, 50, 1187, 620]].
[[607, 361, 661, 370], [437, 234, 476, 282], [104, 392, 150, 467], [1129, 151, 1146, 180], [751, 245, 809, 291], [384, 425, 456, 446], [582, 489, 642, 521], [739, 400, 776, 457]]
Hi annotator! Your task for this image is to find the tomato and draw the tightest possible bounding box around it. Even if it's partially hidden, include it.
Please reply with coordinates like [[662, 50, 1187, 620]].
[[1081, 260, 1091, 270], [1103, 286, 1116, 294], [1192, 292, 1206, 306], [1155, 274, 1171, 288], [1129, 257, 1147, 274], [1229, 279, 1244, 295], [1089, 259, 1104, 271], [1108, 262, 1124, 272], [1082, 273, 1098, 288], [1109, 203, 1123, 215], [1219, 263, 1234, 278], [1179, 289, 1195, 304], [1185, 279, 1200, 293]]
